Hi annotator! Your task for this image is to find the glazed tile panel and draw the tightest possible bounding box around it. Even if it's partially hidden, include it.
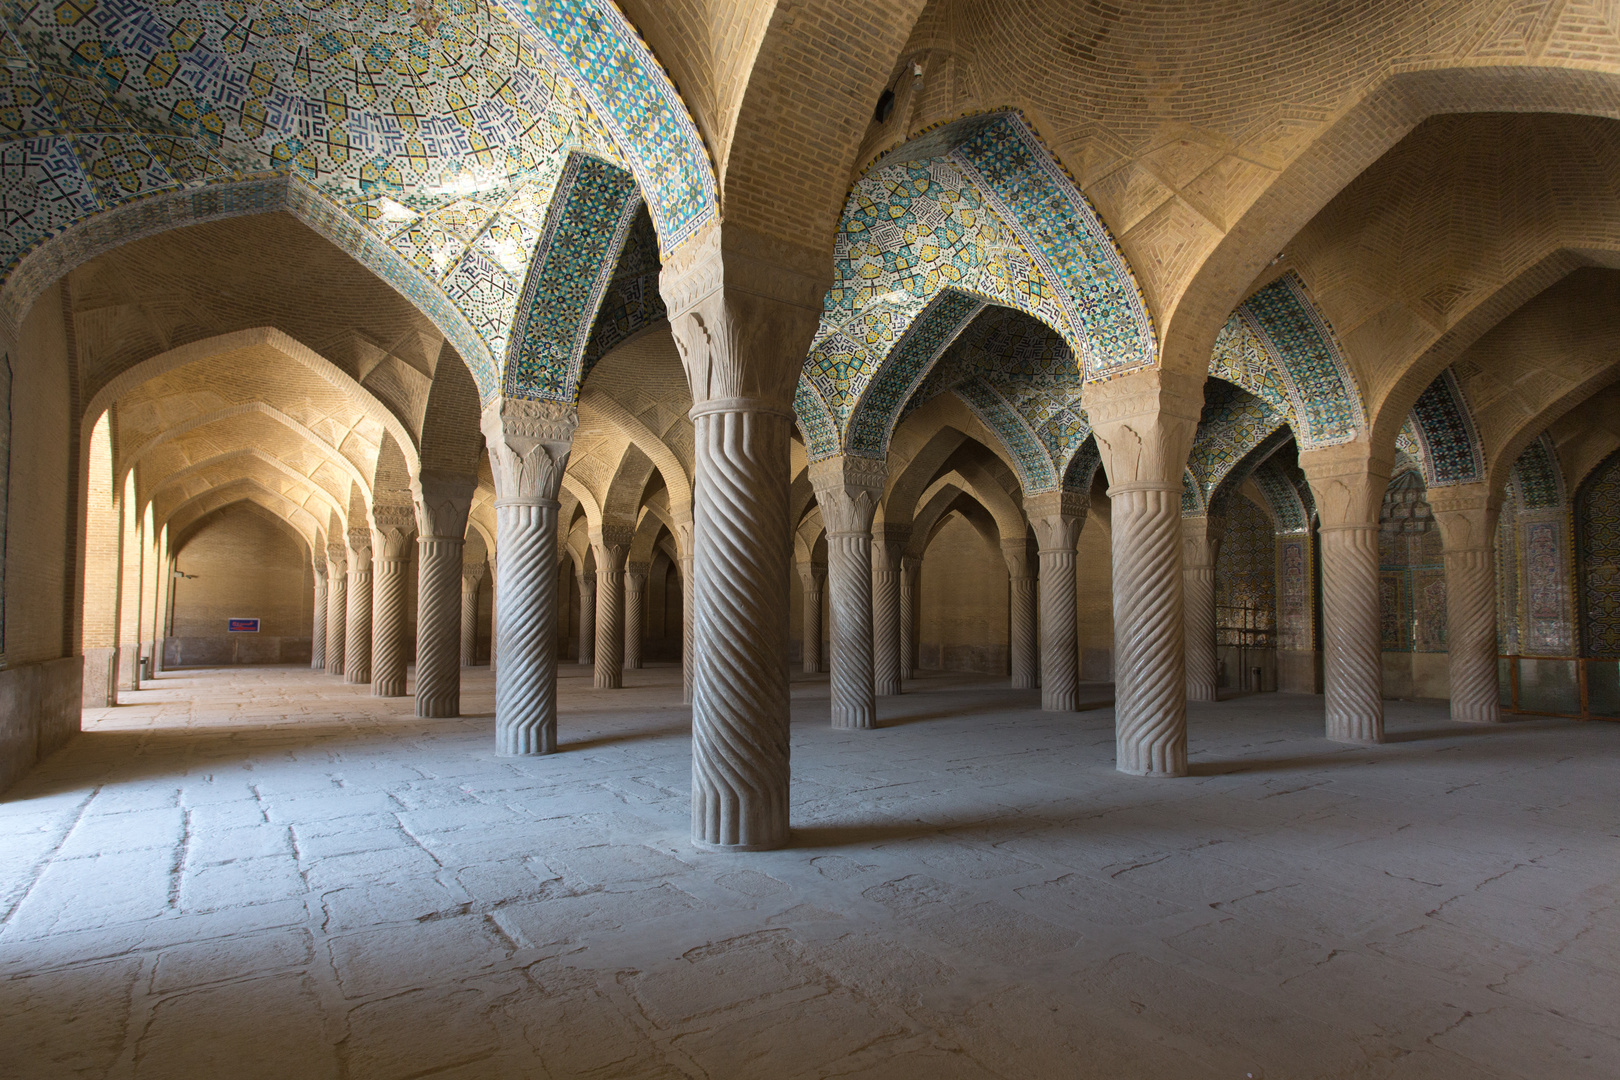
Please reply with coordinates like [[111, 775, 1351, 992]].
[[1408, 369, 1483, 487]]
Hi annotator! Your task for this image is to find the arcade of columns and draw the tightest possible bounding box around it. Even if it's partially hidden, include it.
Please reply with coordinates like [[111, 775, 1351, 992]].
[[9, 1, 1620, 857]]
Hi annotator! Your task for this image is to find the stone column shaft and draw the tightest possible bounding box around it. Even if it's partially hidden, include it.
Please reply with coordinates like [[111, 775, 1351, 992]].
[[413, 471, 475, 719], [592, 528, 631, 688], [487, 555, 498, 675], [872, 536, 904, 696], [899, 558, 916, 681], [624, 565, 648, 670], [1002, 539, 1037, 690], [461, 563, 486, 668], [686, 403, 793, 849], [371, 544, 411, 697], [577, 576, 596, 665], [1182, 515, 1224, 702], [482, 398, 574, 755], [1445, 547, 1500, 723], [311, 565, 328, 671], [812, 456, 886, 729], [1320, 525, 1383, 742], [1030, 493, 1083, 713], [798, 563, 825, 674], [680, 552, 695, 702], [325, 548, 347, 676], [1110, 484, 1188, 774], [344, 529, 373, 685]]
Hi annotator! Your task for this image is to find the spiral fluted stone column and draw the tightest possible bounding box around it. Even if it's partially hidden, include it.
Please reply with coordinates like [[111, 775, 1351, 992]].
[[482, 398, 574, 755], [662, 223, 828, 850], [684, 399, 793, 848], [1090, 370, 1202, 777], [624, 563, 648, 670], [811, 456, 886, 728], [486, 555, 498, 675], [680, 549, 695, 702], [1002, 538, 1037, 690], [413, 471, 475, 719], [1301, 445, 1390, 744], [576, 574, 595, 665], [370, 520, 413, 697], [1432, 486, 1501, 724], [872, 527, 906, 696], [592, 527, 631, 688], [311, 561, 328, 670], [1029, 492, 1084, 712], [797, 562, 825, 674], [325, 543, 347, 676], [1182, 514, 1225, 702], [900, 558, 916, 680], [461, 561, 485, 668]]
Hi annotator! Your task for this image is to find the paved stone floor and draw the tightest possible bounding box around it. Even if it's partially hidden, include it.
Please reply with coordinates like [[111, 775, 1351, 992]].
[[1, 664, 1617, 1079]]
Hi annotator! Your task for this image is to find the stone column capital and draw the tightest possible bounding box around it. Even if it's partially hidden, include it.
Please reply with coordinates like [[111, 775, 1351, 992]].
[[1026, 490, 1087, 552], [626, 562, 650, 584], [797, 561, 827, 589], [1083, 367, 1203, 488], [661, 222, 829, 407], [590, 523, 635, 570], [346, 524, 373, 561], [810, 455, 887, 535], [413, 468, 477, 539], [326, 541, 348, 571], [1000, 536, 1036, 579], [1299, 440, 1395, 528], [462, 562, 486, 590], [1180, 513, 1226, 569], [480, 396, 576, 506], [1427, 482, 1501, 551]]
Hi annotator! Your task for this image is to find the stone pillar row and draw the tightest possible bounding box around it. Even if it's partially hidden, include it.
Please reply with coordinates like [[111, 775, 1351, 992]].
[[343, 528, 373, 685]]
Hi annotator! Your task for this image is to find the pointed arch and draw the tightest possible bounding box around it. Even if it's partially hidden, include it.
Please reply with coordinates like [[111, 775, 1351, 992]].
[[1407, 369, 1486, 488]]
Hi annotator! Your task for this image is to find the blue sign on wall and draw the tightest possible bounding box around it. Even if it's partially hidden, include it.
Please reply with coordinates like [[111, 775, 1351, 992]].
[[227, 618, 261, 633]]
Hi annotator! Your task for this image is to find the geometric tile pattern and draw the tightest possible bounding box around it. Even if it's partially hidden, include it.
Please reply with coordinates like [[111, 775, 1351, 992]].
[[1252, 455, 1310, 534], [1210, 272, 1364, 449], [892, 304, 1093, 493], [503, 154, 640, 402], [1185, 377, 1287, 511], [1577, 450, 1620, 657], [3, 1, 714, 383], [1394, 419, 1424, 476], [1512, 434, 1563, 511], [1277, 534, 1311, 652], [580, 204, 663, 375], [1408, 368, 1484, 487], [800, 111, 1154, 462], [501, 0, 715, 254]]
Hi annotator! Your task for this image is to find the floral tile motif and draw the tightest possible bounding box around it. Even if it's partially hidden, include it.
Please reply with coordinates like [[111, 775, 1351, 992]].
[[1210, 271, 1363, 450], [1252, 454, 1310, 534], [503, 153, 640, 402], [1409, 368, 1483, 487]]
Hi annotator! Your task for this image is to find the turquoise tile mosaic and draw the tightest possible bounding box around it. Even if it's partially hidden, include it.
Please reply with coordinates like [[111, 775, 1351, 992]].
[[1209, 271, 1364, 450], [503, 153, 640, 402], [1186, 377, 1288, 510], [1409, 368, 1483, 487], [798, 111, 1152, 470], [1, 1, 712, 401], [1513, 434, 1563, 511]]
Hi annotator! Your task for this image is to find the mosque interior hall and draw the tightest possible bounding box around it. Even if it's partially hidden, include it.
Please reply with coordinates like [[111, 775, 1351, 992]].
[[4, 1, 1620, 1077]]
